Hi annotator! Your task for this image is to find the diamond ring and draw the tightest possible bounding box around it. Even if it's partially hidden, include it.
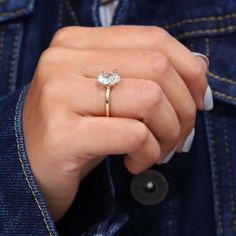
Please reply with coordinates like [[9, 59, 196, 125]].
[[97, 69, 120, 117]]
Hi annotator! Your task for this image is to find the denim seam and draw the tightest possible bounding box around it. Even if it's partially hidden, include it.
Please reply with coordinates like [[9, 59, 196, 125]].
[[208, 72, 236, 86], [65, 0, 79, 25], [167, 195, 173, 236], [57, 0, 64, 29], [202, 36, 236, 103], [14, 88, 53, 236], [163, 12, 236, 30], [0, 28, 5, 77], [222, 116, 236, 232], [8, 23, 21, 93], [176, 24, 236, 39], [207, 113, 224, 235], [205, 38, 210, 57], [206, 29, 235, 86], [190, 37, 236, 90], [212, 91, 236, 101], [0, 8, 27, 17]]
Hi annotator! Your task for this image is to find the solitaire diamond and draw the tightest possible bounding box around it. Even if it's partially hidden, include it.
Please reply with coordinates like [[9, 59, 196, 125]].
[[98, 70, 120, 87]]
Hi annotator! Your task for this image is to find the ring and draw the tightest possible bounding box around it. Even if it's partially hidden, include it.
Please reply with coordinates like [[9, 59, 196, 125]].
[[97, 69, 120, 117]]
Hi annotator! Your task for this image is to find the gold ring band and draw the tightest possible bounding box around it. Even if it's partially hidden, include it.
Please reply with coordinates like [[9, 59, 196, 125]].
[[97, 70, 120, 117], [105, 86, 111, 117]]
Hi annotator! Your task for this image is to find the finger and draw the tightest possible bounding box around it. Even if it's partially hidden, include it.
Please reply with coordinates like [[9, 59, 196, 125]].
[[40, 47, 195, 152], [69, 116, 161, 174], [63, 78, 180, 160], [50, 25, 208, 109]]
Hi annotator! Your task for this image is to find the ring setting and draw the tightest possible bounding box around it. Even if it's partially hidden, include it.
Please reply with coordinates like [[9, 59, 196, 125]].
[[98, 69, 120, 86], [97, 69, 120, 117]]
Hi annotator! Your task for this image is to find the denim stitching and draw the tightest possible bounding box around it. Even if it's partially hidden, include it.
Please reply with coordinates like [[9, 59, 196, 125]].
[[202, 36, 236, 103], [204, 39, 236, 86], [14, 88, 53, 236], [167, 195, 173, 236], [0, 28, 5, 77], [65, 0, 79, 25], [208, 113, 224, 235], [176, 25, 236, 39], [8, 23, 21, 93], [57, 0, 64, 29], [208, 72, 236, 86], [0, 7, 27, 17], [205, 38, 210, 57], [213, 91, 236, 101], [222, 116, 236, 232], [163, 12, 236, 30]]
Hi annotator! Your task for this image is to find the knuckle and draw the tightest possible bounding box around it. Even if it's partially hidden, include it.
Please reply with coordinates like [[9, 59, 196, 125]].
[[168, 122, 181, 143], [38, 49, 58, 74], [182, 105, 196, 125], [40, 79, 61, 103], [155, 26, 170, 40], [181, 110, 196, 134], [128, 122, 149, 151], [155, 53, 171, 75], [44, 112, 67, 149], [146, 26, 170, 44], [39, 47, 62, 66], [145, 51, 171, 75], [51, 26, 76, 46], [152, 147, 161, 163], [99, 122, 114, 139], [192, 61, 206, 80], [140, 80, 163, 109], [37, 48, 66, 79]]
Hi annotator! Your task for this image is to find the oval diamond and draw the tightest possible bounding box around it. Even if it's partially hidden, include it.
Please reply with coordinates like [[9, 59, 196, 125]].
[[98, 71, 120, 86]]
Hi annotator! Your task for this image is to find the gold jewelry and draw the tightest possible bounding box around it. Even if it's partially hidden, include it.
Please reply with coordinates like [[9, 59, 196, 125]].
[[97, 69, 120, 117]]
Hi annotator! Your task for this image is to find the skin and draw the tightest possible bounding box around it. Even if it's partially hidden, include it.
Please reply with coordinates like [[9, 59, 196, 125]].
[[22, 26, 208, 221]]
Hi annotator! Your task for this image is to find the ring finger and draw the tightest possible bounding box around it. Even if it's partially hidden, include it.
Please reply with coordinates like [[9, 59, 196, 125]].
[[53, 77, 180, 163], [41, 47, 196, 152]]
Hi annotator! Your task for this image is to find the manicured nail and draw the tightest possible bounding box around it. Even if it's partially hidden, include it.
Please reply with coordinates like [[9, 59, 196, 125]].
[[204, 85, 214, 110], [182, 128, 195, 152], [163, 148, 176, 164], [192, 52, 214, 110], [192, 52, 209, 67]]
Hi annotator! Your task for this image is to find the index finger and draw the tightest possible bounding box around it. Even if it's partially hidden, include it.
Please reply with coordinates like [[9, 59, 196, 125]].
[[50, 25, 210, 109]]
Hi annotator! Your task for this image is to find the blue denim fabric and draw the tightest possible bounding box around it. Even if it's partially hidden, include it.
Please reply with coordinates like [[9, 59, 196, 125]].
[[0, 85, 57, 235], [1, 0, 236, 235]]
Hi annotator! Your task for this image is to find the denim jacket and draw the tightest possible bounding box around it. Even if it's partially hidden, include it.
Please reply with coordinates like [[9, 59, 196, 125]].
[[1, 0, 236, 235]]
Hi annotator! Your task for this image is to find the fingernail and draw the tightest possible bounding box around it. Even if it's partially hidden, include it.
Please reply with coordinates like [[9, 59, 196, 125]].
[[192, 52, 214, 110], [163, 148, 176, 164], [192, 52, 209, 67], [182, 128, 195, 152], [204, 85, 214, 110]]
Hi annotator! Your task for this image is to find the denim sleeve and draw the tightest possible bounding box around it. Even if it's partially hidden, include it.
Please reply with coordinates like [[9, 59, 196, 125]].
[[0, 85, 58, 236]]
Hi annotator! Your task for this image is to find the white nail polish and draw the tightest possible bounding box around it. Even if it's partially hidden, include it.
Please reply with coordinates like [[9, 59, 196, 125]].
[[192, 52, 214, 110], [204, 85, 214, 110], [192, 52, 209, 67], [182, 128, 195, 152], [163, 148, 176, 164]]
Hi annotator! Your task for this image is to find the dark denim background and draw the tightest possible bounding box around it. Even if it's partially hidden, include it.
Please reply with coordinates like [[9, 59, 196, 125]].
[[0, 0, 236, 235]]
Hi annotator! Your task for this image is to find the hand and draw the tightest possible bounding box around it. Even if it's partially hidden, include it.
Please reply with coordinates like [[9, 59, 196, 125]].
[[23, 26, 210, 221]]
